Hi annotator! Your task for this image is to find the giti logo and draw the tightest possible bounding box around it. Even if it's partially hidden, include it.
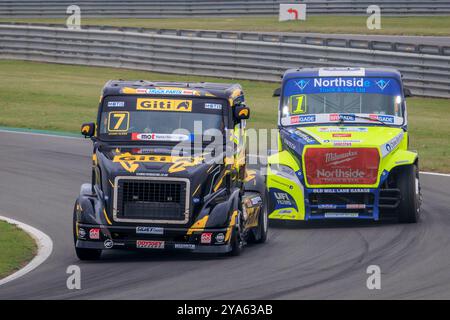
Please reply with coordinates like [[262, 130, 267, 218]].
[[137, 98, 192, 112]]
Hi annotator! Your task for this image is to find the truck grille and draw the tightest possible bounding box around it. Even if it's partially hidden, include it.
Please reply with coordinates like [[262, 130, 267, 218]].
[[113, 177, 190, 224]]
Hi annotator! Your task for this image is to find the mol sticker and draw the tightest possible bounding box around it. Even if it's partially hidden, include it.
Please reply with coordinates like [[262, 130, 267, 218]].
[[131, 133, 190, 142], [136, 98, 192, 112]]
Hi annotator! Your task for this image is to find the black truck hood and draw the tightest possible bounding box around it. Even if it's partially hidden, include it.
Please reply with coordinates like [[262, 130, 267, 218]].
[[96, 145, 215, 179]]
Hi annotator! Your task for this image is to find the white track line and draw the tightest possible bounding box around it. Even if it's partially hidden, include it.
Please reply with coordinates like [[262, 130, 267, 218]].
[[420, 171, 450, 178], [0, 128, 81, 140], [0, 216, 53, 286]]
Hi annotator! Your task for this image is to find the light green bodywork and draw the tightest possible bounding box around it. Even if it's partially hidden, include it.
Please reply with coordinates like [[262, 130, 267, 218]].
[[267, 126, 418, 221]]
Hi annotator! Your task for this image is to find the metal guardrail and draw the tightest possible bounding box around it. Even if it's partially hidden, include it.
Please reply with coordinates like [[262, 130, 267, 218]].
[[4, 22, 448, 57], [0, 24, 449, 98], [1, 0, 450, 17]]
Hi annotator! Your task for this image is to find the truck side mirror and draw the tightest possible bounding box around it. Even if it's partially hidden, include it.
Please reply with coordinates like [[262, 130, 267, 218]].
[[404, 88, 413, 98], [273, 88, 281, 97], [234, 104, 250, 121], [81, 122, 95, 138]]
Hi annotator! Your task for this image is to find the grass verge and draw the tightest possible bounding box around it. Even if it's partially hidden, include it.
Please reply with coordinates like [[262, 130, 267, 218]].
[[0, 221, 37, 280], [1, 16, 450, 36], [0, 60, 449, 172]]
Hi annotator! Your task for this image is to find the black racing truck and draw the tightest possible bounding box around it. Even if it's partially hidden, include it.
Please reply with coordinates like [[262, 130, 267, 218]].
[[73, 81, 268, 260]]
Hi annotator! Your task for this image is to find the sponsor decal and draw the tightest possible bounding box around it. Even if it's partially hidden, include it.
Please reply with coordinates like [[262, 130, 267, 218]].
[[89, 228, 100, 240], [325, 150, 358, 166], [295, 130, 317, 143], [205, 103, 222, 110], [215, 233, 225, 244], [375, 79, 390, 91], [291, 115, 316, 124], [107, 101, 125, 108], [314, 78, 370, 89], [136, 240, 165, 249], [136, 98, 192, 112], [330, 140, 361, 147], [332, 133, 352, 138], [382, 132, 404, 157], [325, 213, 359, 218], [274, 192, 292, 206], [318, 127, 368, 133], [113, 152, 204, 173], [284, 138, 297, 151], [278, 209, 293, 215], [200, 233, 212, 244], [136, 227, 164, 235], [250, 196, 262, 206], [78, 228, 86, 239], [131, 133, 189, 142], [174, 244, 196, 250], [347, 204, 366, 209], [330, 114, 356, 122], [295, 79, 310, 91], [318, 204, 338, 209], [125, 87, 200, 96], [305, 148, 379, 185], [104, 239, 114, 249], [369, 114, 395, 123], [312, 188, 371, 193]]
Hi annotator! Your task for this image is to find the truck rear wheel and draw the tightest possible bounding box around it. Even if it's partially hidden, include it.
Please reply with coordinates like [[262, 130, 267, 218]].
[[397, 164, 421, 223], [73, 202, 102, 261]]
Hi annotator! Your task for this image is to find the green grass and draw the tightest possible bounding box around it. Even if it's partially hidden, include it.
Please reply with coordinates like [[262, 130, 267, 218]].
[[0, 221, 36, 280], [1, 16, 450, 36], [0, 60, 449, 172]]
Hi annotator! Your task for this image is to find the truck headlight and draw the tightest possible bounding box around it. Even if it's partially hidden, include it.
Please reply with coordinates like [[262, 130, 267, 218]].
[[270, 164, 296, 179]]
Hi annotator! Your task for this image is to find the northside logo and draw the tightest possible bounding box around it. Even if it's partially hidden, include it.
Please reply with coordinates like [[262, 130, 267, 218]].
[[137, 98, 192, 112], [313, 78, 371, 88]]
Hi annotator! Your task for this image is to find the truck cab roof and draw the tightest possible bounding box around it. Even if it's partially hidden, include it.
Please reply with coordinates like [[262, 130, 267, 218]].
[[102, 80, 245, 105], [282, 67, 402, 82]]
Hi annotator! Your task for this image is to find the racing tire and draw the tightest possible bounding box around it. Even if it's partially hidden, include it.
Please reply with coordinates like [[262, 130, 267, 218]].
[[229, 212, 244, 256], [73, 202, 102, 261], [249, 192, 269, 244], [397, 164, 421, 224]]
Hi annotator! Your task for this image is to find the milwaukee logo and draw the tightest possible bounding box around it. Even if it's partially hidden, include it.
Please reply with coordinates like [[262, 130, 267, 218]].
[[317, 168, 365, 179], [325, 151, 358, 166]]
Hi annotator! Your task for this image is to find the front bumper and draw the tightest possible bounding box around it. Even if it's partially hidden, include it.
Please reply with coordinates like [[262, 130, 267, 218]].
[[75, 224, 232, 254], [267, 170, 400, 221]]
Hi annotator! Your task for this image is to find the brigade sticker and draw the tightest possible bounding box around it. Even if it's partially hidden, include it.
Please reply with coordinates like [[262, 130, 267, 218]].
[[137, 98, 192, 112]]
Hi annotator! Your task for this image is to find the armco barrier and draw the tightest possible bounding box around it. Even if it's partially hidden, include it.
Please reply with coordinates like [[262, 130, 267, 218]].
[[0, 24, 448, 98], [0, 0, 450, 17]]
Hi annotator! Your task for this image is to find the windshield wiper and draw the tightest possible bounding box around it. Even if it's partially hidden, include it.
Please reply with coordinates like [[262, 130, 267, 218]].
[[337, 114, 389, 126]]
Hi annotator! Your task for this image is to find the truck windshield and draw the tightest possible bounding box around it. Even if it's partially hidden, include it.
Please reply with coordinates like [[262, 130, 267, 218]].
[[280, 77, 405, 126], [99, 96, 226, 142]]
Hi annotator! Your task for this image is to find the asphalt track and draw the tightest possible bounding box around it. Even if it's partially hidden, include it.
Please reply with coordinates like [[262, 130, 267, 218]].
[[0, 130, 450, 300]]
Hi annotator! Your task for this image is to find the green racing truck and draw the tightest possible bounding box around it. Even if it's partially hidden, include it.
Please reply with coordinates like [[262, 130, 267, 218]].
[[267, 67, 422, 223]]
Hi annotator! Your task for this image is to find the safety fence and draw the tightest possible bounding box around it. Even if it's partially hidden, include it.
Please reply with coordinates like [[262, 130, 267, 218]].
[[0, 24, 448, 98]]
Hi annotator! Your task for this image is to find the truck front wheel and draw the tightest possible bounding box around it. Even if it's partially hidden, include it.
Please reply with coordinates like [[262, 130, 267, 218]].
[[397, 164, 421, 223]]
